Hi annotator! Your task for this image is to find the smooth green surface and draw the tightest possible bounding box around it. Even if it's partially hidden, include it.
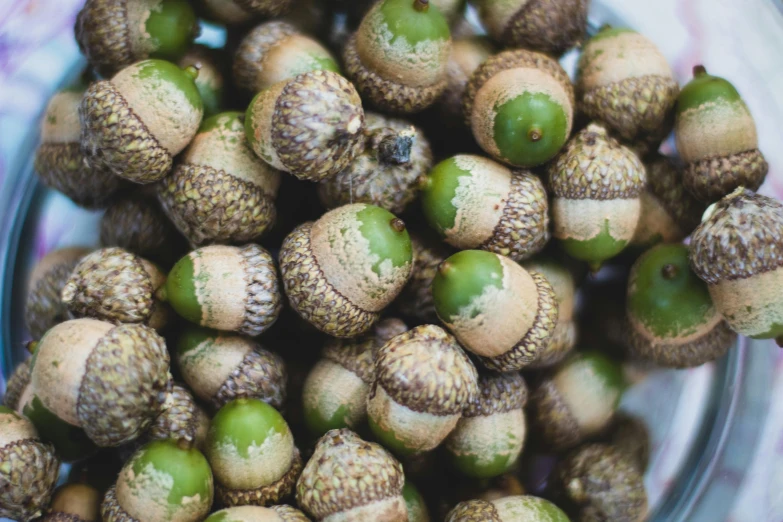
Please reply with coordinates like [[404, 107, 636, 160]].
[[23, 396, 96, 461], [209, 398, 289, 459], [129, 439, 212, 506], [402, 481, 429, 522], [304, 401, 353, 436], [368, 415, 417, 456], [588, 26, 636, 43], [196, 81, 223, 118], [355, 205, 413, 274], [175, 324, 218, 356], [165, 253, 202, 325], [432, 250, 504, 321], [244, 91, 268, 160], [132, 59, 203, 112], [492, 92, 569, 167], [452, 446, 518, 479], [752, 322, 783, 340], [198, 111, 243, 134], [677, 68, 742, 114], [560, 219, 628, 264], [567, 351, 626, 398], [0, 405, 16, 416], [146, 0, 197, 61], [420, 157, 470, 235], [377, 0, 451, 45]]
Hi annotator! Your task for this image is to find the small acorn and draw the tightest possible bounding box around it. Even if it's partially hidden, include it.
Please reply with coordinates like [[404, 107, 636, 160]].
[[530, 351, 625, 451], [421, 154, 549, 261], [205, 505, 310, 522], [234, 21, 340, 93], [198, 0, 292, 25], [626, 243, 736, 368], [403, 481, 431, 522], [163, 244, 282, 336], [158, 111, 282, 246], [279, 203, 413, 338], [343, 0, 452, 113], [179, 44, 226, 117], [548, 123, 646, 270], [318, 113, 433, 214], [368, 324, 479, 456], [445, 372, 528, 479], [477, 0, 588, 55], [245, 70, 365, 182], [445, 495, 569, 522], [297, 429, 407, 521], [577, 27, 679, 146], [675, 66, 768, 202], [463, 49, 574, 168], [438, 36, 494, 123], [75, 0, 198, 74], [0, 407, 60, 522], [302, 318, 408, 436], [433, 250, 558, 371], [206, 398, 302, 507], [25, 247, 89, 339], [39, 483, 101, 522], [605, 414, 650, 473], [101, 439, 213, 522], [175, 325, 287, 410], [689, 188, 783, 341], [34, 88, 123, 208], [144, 383, 210, 450], [558, 443, 648, 522], [80, 59, 204, 184], [3, 358, 32, 413], [396, 232, 454, 323]]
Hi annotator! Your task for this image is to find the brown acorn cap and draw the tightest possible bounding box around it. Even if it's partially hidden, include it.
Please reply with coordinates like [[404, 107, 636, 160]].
[[99, 486, 128, 522], [46, 483, 101, 522], [605, 414, 650, 473], [525, 320, 577, 370], [201, 0, 291, 24], [145, 383, 210, 449], [463, 372, 528, 418], [446, 499, 502, 522], [296, 429, 406, 521], [3, 358, 32, 412], [495, 0, 588, 55], [439, 37, 494, 121], [396, 232, 454, 323], [683, 150, 768, 203], [216, 449, 303, 507]]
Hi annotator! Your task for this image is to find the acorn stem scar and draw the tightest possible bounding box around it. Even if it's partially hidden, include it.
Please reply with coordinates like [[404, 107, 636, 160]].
[[390, 218, 406, 233], [661, 264, 679, 280], [413, 0, 429, 12]]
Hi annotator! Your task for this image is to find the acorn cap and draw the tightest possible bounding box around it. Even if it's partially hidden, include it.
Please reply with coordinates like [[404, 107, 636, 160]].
[[402, 481, 429, 522], [145, 383, 210, 449], [439, 36, 494, 121], [205, 505, 310, 522], [245, 70, 365, 181], [200, 0, 292, 25], [164, 244, 282, 336], [178, 44, 225, 118], [526, 321, 578, 370], [296, 429, 406, 521], [396, 232, 454, 323], [45, 483, 101, 522], [463, 372, 528, 418], [606, 414, 651, 473], [3, 358, 32, 412]]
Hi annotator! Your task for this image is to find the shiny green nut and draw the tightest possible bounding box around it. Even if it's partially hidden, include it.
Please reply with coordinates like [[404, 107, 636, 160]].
[[145, 0, 199, 61], [377, 0, 451, 45], [676, 65, 742, 115], [432, 249, 504, 322]]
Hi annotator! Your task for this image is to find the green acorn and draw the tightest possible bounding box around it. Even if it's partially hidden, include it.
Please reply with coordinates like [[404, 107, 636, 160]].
[[234, 21, 339, 93], [0, 407, 60, 522], [368, 324, 479, 456], [175, 325, 287, 410], [205, 505, 310, 522], [178, 44, 225, 118], [61, 247, 171, 330], [245, 70, 365, 182], [75, 0, 198, 75], [34, 89, 123, 208], [3, 358, 32, 413], [158, 112, 282, 246], [39, 483, 101, 522], [395, 232, 454, 323], [143, 383, 210, 450], [279, 204, 413, 338], [421, 154, 549, 261], [297, 429, 407, 521], [463, 49, 574, 168], [445, 372, 528, 479], [530, 351, 625, 451], [163, 244, 282, 336], [626, 243, 736, 368], [205, 398, 302, 507], [439, 36, 494, 123], [403, 481, 431, 522], [318, 113, 433, 214], [343, 0, 452, 113], [689, 188, 783, 341], [80, 59, 204, 184], [676, 66, 768, 202], [577, 27, 679, 146], [302, 318, 408, 436], [432, 250, 558, 371], [101, 439, 213, 522], [198, 0, 292, 25], [445, 495, 569, 522], [548, 123, 646, 270]]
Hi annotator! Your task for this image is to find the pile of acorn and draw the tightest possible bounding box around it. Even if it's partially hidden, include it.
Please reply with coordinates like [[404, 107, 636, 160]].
[[2, 0, 780, 521]]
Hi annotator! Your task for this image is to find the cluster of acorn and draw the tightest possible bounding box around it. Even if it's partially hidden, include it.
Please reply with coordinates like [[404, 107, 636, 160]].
[[2, 0, 781, 521]]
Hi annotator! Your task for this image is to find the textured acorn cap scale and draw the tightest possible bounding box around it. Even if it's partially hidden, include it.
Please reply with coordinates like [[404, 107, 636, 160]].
[[179, 45, 225, 117], [3, 359, 32, 413], [446, 495, 569, 522], [200, 0, 292, 25], [145, 383, 210, 449], [43, 483, 101, 522], [206, 505, 310, 522], [439, 37, 494, 121]]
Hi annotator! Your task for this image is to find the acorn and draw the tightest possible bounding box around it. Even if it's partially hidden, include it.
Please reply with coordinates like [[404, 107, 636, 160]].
[[179, 44, 226, 117], [0, 407, 60, 522], [39, 483, 101, 522], [463, 49, 574, 168], [205, 505, 310, 522], [198, 0, 292, 25], [445, 372, 528, 479], [631, 154, 706, 248], [477, 0, 588, 55], [605, 414, 650, 473], [445, 495, 569, 522], [34, 88, 123, 208], [395, 232, 454, 323], [175, 325, 287, 410], [689, 188, 783, 341], [101, 439, 213, 522], [421, 155, 549, 261], [61, 247, 170, 330], [558, 443, 647, 522], [234, 21, 340, 93], [530, 351, 625, 451], [245, 70, 365, 182], [25, 247, 89, 339], [404, 481, 431, 522], [318, 113, 433, 214], [205, 398, 302, 507], [75, 0, 198, 75], [163, 244, 282, 336], [3, 358, 32, 413], [368, 324, 478, 455], [80, 59, 204, 184], [548, 123, 646, 270], [343, 0, 452, 114], [279, 203, 413, 338], [626, 243, 736, 368], [302, 318, 408, 436], [576, 27, 679, 146], [26, 318, 171, 448], [675, 66, 768, 202], [297, 429, 407, 521], [144, 383, 210, 449], [158, 111, 282, 246], [432, 250, 558, 371]]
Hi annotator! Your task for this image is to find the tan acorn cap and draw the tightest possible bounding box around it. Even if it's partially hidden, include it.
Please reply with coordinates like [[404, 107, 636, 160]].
[[500, 0, 588, 55], [463, 372, 528, 418], [446, 500, 502, 522], [3, 359, 32, 412], [145, 383, 209, 449]]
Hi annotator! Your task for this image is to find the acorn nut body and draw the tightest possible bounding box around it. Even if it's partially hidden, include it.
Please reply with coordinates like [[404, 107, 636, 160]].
[[205, 505, 310, 522], [445, 495, 569, 522], [439, 36, 494, 123], [179, 44, 225, 117], [40, 483, 101, 522]]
